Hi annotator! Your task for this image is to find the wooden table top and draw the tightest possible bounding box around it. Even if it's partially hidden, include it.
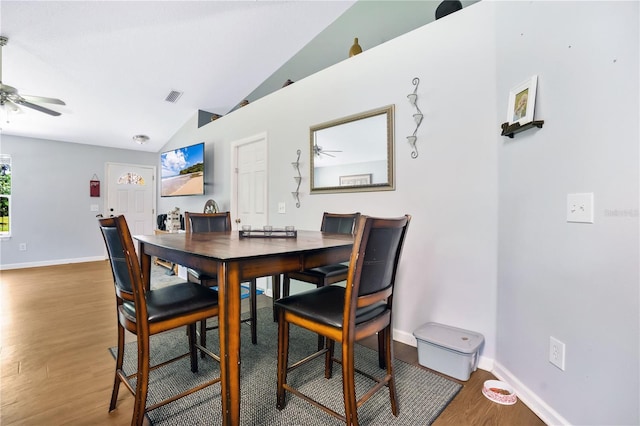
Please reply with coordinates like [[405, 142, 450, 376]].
[[135, 230, 354, 261]]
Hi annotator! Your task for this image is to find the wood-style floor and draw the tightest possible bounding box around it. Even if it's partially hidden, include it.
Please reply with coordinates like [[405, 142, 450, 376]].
[[0, 261, 544, 425]]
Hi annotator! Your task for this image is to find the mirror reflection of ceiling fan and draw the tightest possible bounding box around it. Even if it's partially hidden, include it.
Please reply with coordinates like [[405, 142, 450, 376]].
[[313, 143, 342, 158], [0, 36, 66, 118]]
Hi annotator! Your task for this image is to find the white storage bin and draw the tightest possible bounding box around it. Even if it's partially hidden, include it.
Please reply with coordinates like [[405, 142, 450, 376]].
[[413, 322, 484, 381]]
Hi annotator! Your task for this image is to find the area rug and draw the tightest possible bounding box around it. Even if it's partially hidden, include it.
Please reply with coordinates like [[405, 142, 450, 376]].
[[109, 308, 461, 425]]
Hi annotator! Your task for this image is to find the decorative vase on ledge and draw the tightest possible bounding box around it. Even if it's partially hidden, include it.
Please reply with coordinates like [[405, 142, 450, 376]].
[[349, 37, 362, 57]]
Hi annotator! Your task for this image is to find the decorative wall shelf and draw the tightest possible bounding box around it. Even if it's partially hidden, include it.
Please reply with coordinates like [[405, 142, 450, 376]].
[[407, 77, 423, 158], [292, 149, 302, 208], [501, 120, 544, 138]]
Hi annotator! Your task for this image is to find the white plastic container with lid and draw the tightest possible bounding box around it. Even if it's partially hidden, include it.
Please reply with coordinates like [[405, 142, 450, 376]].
[[413, 322, 484, 381]]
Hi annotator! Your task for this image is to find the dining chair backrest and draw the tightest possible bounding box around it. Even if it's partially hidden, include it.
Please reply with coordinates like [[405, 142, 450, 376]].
[[345, 215, 411, 318], [99, 215, 146, 322], [185, 212, 232, 233], [320, 212, 361, 235]]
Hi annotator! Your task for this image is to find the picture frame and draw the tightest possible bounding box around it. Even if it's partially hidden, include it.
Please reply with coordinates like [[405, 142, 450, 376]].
[[339, 173, 372, 186], [507, 75, 538, 125]]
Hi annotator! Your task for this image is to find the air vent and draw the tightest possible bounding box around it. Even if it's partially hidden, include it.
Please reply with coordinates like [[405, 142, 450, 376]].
[[164, 90, 183, 103]]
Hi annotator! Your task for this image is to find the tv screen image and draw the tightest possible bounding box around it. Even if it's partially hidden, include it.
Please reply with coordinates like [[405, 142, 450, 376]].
[[160, 142, 205, 197]]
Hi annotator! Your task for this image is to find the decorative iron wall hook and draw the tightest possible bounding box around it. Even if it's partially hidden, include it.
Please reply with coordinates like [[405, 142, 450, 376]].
[[407, 77, 423, 159], [292, 149, 302, 208]]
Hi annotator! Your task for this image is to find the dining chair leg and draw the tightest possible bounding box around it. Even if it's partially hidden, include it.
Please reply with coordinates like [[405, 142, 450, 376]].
[[317, 334, 325, 351], [324, 338, 335, 379], [378, 329, 386, 369], [199, 319, 207, 359], [273, 274, 284, 322], [342, 342, 358, 426], [384, 325, 399, 416], [188, 323, 199, 372], [109, 322, 125, 411], [132, 336, 151, 426], [276, 313, 290, 410], [249, 279, 257, 345]]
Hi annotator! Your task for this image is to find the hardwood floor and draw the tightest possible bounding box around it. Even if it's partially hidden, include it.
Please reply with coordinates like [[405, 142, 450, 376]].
[[0, 261, 544, 425]]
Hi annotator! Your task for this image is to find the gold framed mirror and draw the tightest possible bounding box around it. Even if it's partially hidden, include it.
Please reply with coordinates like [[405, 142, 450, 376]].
[[310, 105, 395, 194]]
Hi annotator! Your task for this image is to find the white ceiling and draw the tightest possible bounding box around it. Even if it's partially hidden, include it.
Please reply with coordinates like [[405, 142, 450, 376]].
[[0, 1, 355, 152]]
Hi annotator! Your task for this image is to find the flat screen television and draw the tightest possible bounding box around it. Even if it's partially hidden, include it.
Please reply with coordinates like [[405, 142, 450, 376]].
[[160, 142, 205, 197]]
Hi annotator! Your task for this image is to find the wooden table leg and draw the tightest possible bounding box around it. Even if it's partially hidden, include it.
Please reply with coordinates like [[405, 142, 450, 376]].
[[218, 261, 241, 426], [139, 243, 151, 291], [272, 274, 280, 322]]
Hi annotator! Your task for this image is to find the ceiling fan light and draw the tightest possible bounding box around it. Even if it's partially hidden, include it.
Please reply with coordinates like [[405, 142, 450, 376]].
[[2, 100, 20, 113], [132, 134, 150, 144]]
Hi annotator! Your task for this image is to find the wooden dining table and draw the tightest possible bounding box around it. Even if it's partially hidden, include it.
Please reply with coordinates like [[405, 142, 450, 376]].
[[134, 229, 354, 425]]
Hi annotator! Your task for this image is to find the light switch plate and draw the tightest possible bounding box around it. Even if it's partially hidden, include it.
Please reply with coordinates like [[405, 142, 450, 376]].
[[567, 193, 594, 223], [278, 202, 286, 214]]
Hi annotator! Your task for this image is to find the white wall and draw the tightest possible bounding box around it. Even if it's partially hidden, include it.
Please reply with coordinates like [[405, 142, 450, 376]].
[[159, 0, 499, 375], [0, 135, 157, 267], [157, 2, 639, 425], [495, 2, 639, 425]]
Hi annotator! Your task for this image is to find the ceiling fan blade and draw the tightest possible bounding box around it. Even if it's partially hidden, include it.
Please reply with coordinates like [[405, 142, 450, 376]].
[[313, 144, 342, 158], [16, 99, 61, 116], [21, 94, 66, 105]]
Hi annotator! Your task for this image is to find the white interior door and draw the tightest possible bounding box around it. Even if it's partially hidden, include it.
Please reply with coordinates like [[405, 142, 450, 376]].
[[231, 133, 268, 230], [231, 133, 270, 292], [106, 163, 156, 236]]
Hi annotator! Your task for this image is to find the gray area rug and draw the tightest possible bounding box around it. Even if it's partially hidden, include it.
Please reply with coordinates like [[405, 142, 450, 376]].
[[150, 262, 184, 288], [110, 308, 461, 425]]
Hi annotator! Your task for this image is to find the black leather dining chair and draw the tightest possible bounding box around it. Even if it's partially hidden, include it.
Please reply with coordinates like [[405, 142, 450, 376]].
[[185, 211, 259, 346], [99, 215, 221, 426], [275, 212, 360, 348], [275, 214, 411, 426]]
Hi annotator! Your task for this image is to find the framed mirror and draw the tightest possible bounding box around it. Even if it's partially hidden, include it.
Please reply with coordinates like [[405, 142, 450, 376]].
[[310, 105, 394, 194]]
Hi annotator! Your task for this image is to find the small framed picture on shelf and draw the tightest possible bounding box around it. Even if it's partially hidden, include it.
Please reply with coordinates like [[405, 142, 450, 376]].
[[507, 75, 537, 125]]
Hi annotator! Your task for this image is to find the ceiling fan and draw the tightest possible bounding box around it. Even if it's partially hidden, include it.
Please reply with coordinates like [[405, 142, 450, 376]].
[[0, 36, 65, 117], [313, 143, 342, 158]]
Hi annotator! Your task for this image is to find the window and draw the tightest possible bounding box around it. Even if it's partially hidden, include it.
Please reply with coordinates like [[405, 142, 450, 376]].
[[0, 155, 11, 237], [118, 172, 146, 185]]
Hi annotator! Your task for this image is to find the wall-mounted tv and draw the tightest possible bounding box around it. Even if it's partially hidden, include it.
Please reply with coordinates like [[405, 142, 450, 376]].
[[160, 142, 205, 197]]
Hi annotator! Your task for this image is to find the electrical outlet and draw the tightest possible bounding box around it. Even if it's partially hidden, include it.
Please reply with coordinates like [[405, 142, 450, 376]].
[[19, 243, 27, 251], [278, 202, 286, 214], [567, 193, 594, 223], [549, 336, 566, 370]]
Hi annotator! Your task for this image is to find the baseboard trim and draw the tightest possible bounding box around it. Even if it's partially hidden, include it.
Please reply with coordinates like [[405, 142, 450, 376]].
[[0, 256, 106, 270], [394, 328, 417, 347], [493, 362, 569, 425]]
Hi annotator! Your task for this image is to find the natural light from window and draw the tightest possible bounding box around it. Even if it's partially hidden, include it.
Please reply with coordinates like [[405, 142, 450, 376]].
[[0, 155, 11, 237]]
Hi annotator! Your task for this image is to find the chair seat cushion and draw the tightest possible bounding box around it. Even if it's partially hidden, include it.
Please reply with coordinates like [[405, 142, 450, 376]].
[[292, 263, 349, 279], [122, 282, 219, 323], [275, 285, 387, 329]]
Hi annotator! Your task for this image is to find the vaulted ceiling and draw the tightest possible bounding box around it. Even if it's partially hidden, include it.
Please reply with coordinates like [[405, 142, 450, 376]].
[[0, 1, 474, 152]]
